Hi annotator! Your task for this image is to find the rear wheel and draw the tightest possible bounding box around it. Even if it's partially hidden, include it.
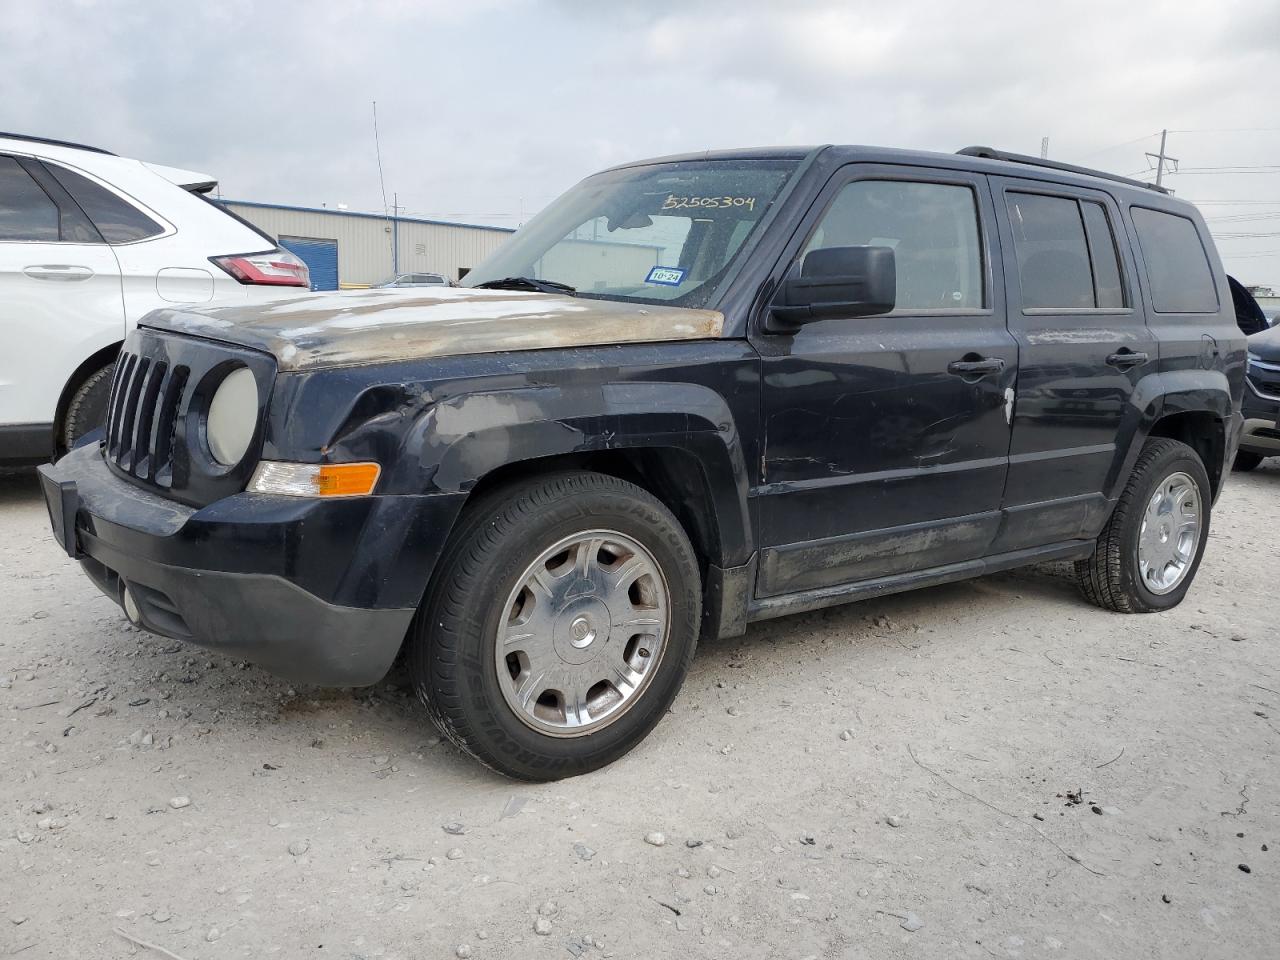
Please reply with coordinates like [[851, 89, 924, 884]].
[[60, 363, 115, 452], [409, 471, 701, 780], [1233, 450, 1264, 472], [1075, 438, 1211, 613]]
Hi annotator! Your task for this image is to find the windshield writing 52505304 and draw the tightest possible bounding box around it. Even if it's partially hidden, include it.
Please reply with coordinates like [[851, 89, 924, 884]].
[[460, 159, 796, 308], [661, 195, 757, 212]]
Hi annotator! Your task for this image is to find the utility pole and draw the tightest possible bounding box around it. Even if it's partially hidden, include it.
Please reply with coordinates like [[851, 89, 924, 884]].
[[1040, 137, 1049, 159], [1146, 129, 1179, 188], [391, 191, 402, 276]]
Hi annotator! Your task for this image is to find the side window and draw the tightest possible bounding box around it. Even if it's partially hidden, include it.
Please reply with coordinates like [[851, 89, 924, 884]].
[[1006, 192, 1130, 311], [1130, 207, 1218, 313], [0, 156, 59, 241], [1006, 193, 1094, 309], [805, 180, 984, 310], [45, 163, 164, 243], [1080, 201, 1125, 308]]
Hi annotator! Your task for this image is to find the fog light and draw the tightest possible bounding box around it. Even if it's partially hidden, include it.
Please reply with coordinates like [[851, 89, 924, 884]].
[[122, 586, 142, 625]]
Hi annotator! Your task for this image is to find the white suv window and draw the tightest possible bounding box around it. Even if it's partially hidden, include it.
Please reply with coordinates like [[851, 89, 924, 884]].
[[46, 163, 164, 243], [0, 155, 59, 241]]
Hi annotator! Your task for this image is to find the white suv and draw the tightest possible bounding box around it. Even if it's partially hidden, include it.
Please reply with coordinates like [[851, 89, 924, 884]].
[[0, 132, 310, 465]]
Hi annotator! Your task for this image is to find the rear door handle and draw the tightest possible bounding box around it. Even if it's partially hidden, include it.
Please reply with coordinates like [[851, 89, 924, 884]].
[[24, 264, 94, 282], [947, 357, 1005, 377], [1106, 350, 1149, 368]]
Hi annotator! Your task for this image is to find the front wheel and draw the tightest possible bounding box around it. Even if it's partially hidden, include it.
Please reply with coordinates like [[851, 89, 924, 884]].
[[409, 472, 701, 780], [1075, 438, 1211, 613]]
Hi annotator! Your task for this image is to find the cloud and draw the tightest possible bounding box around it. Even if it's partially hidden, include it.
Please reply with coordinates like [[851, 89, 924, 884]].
[[3, 0, 1278, 280]]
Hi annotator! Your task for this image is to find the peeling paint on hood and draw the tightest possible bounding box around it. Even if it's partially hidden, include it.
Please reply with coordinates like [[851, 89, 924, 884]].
[[141, 287, 725, 371]]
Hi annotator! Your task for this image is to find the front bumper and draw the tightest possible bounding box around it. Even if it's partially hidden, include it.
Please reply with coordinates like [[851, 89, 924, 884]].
[[37, 444, 465, 686], [1240, 376, 1280, 456]]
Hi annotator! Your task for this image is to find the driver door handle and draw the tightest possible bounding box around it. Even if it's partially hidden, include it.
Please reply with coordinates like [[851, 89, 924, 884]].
[[1106, 350, 1149, 368], [24, 264, 94, 282], [947, 357, 1005, 377]]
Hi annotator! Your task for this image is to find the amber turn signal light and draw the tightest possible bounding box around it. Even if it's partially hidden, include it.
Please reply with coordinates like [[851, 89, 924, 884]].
[[248, 461, 382, 498]]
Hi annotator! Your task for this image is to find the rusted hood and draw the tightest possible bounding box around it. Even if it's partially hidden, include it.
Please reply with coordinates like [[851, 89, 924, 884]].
[[141, 287, 725, 371]]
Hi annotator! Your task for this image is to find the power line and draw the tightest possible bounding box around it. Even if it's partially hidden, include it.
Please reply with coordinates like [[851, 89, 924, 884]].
[[1074, 131, 1160, 160], [1171, 166, 1280, 173], [1206, 212, 1280, 222], [1167, 170, 1280, 176], [1168, 127, 1280, 134]]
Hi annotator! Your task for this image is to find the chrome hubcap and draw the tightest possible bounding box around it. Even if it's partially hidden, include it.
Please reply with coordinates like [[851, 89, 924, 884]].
[[495, 529, 669, 737], [1137, 471, 1201, 594]]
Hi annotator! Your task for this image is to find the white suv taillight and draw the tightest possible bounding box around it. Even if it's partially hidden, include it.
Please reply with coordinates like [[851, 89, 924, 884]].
[[211, 248, 310, 287]]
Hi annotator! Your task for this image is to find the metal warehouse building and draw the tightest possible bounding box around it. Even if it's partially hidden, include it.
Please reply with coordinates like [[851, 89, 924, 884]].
[[219, 200, 515, 290]]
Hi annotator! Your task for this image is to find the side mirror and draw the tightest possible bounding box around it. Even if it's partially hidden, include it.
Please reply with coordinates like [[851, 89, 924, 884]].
[[769, 245, 896, 329]]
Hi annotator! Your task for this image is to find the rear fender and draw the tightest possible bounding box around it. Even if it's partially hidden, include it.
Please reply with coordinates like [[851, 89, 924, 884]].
[[1103, 368, 1234, 507]]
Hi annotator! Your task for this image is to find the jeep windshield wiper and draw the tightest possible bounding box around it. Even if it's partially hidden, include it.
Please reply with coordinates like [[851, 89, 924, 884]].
[[473, 276, 577, 295]]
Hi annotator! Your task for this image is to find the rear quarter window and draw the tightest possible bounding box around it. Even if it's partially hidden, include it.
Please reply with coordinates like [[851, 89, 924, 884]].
[[1130, 207, 1218, 314], [45, 162, 165, 243]]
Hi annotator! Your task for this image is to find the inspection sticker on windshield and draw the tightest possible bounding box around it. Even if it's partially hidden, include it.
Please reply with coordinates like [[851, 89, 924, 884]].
[[645, 266, 687, 287]]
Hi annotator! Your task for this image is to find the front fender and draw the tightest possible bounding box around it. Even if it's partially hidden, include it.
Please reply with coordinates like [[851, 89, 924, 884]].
[[395, 379, 754, 564], [266, 344, 762, 579]]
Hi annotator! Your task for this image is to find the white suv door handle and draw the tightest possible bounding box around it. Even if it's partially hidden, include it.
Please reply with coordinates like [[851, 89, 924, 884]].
[[24, 264, 94, 282]]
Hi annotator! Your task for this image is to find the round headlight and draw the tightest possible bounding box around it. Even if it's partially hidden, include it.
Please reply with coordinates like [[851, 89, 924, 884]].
[[206, 367, 259, 466]]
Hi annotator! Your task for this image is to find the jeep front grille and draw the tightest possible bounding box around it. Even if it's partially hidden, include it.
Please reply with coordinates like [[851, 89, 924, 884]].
[[105, 350, 190, 488], [101, 328, 277, 508]]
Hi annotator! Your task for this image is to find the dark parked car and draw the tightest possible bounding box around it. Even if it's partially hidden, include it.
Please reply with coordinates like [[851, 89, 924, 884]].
[[38, 144, 1246, 779], [1236, 321, 1280, 470]]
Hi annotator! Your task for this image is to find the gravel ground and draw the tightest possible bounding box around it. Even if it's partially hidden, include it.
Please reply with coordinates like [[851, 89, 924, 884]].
[[2, 462, 1278, 960]]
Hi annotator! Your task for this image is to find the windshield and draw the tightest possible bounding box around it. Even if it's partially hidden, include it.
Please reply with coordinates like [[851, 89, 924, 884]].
[[461, 159, 798, 308]]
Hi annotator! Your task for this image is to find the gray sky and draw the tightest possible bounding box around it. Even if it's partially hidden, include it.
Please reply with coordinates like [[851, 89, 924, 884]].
[[5, 0, 1280, 285]]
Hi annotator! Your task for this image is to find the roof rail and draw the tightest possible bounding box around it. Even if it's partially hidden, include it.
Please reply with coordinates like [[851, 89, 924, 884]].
[[0, 132, 115, 156], [957, 145, 1169, 194]]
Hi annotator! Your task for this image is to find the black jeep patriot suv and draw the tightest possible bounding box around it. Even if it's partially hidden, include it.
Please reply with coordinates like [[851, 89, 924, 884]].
[[38, 145, 1246, 780]]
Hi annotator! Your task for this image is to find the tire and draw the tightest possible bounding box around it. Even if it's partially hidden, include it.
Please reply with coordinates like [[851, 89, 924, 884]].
[[1074, 438, 1212, 613], [1233, 451, 1264, 472], [60, 363, 115, 452], [409, 471, 701, 781]]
